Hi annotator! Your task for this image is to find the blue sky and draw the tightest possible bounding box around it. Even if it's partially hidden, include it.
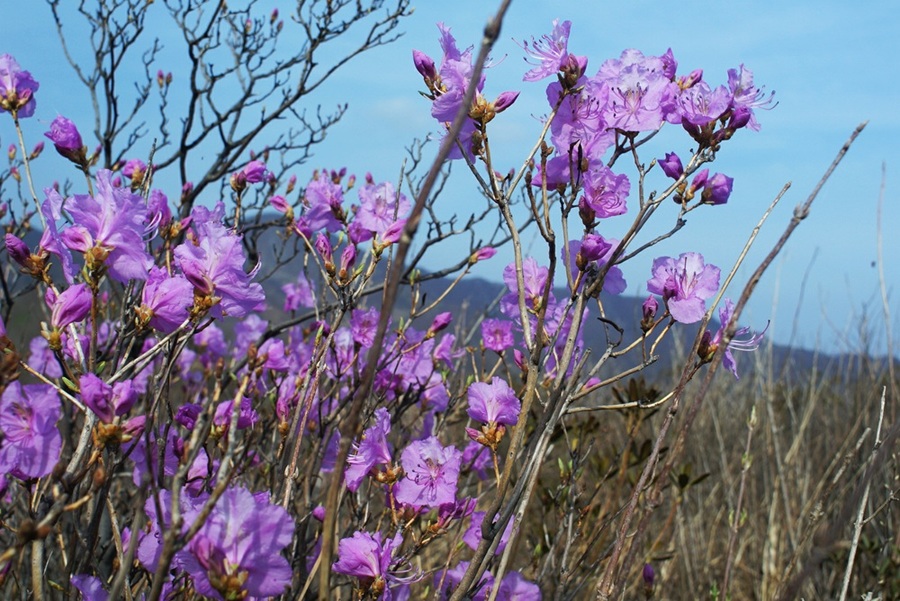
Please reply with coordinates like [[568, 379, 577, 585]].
[[3, 1, 898, 353]]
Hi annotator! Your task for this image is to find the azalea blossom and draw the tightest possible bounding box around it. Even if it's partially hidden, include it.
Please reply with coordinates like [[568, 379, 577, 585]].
[[700, 298, 767, 379], [393, 436, 461, 510], [333, 530, 418, 600], [174, 203, 265, 318], [646, 252, 720, 324], [61, 169, 153, 282], [182, 486, 294, 600], [0, 382, 61, 480], [0, 54, 39, 118]]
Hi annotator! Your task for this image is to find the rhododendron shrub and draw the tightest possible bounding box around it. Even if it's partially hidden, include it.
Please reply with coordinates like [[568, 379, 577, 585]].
[[0, 2, 861, 600]]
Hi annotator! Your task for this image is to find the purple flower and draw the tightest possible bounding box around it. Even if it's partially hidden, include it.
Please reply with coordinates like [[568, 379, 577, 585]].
[[463, 511, 515, 554], [122, 158, 145, 178], [539, 79, 613, 189], [498, 571, 542, 600], [147, 189, 172, 230], [701, 172, 734, 205], [137, 267, 194, 333], [647, 252, 720, 324], [5, 233, 31, 268], [565, 238, 626, 295], [500, 257, 551, 317], [303, 176, 345, 233], [79, 373, 137, 423], [174, 203, 265, 318], [659, 152, 683, 179], [0, 382, 61, 479], [430, 23, 482, 121], [0, 54, 39, 118], [378, 219, 405, 247], [181, 486, 294, 600], [481, 318, 514, 353], [436, 561, 494, 601], [413, 50, 437, 80], [641, 295, 659, 331], [350, 307, 382, 348], [727, 65, 774, 132], [703, 298, 767, 379], [230, 160, 268, 192], [578, 233, 612, 265], [212, 396, 258, 436], [28, 336, 62, 378], [61, 169, 153, 282], [597, 49, 678, 133], [282, 272, 315, 312], [344, 407, 393, 492], [44, 115, 85, 163], [393, 436, 462, 510], [129, 429, 209, 493], [70, 574, 108, 601], [470, 246, 496, 263], [424, 23, 488, 161], [690, 168, 709, 192], [521, 20, 575, 82], [269, 193, 290, 215], [136, 488, 201, 572], [49, 283, 92, 329], [582, 166, 629, 218], [356, 181, 411, 238], [427, 312, 453, 337], [333, 531, 416, 599], [678, 81, 732, 126], [462, 440, 493, 480], [466, 378, 520, 426]]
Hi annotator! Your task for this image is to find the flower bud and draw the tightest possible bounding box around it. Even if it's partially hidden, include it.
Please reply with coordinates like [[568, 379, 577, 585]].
[[122, 158, 147, 190], [579, 234, 611, 265], [413, 50, 437, 80], [469, 247, 496, 264], [269, 194, 293, 219], [690, 168, 709, 192], [677, 68, 703, 90], [5, 234, 29, 266], [641, 295, 658, 332], [658, 152, 683, 179], [426, 312, 453, 338], [701, 173, 734, 205], [44, 116, 87, 166], [493, 90, 520, 113], [578, 196, 596, 227], [338, 243, 357, 279], [379, 219, 405, 246]]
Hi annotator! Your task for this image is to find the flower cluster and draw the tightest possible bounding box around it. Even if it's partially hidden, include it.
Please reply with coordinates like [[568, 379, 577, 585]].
[[0, 13, 776, 599]]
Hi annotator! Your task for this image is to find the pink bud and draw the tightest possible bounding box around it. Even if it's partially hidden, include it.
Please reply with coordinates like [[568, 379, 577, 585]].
[[427, 312, 453, 336], [493, 90, 520, 113], [380, 219, 405, 245], [269, 194, 290, 214], [470, 247, 496, 264]]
